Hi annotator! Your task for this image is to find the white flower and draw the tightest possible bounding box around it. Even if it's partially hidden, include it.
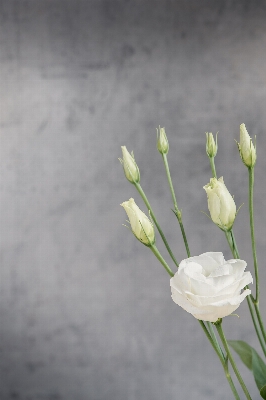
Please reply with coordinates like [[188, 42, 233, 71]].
[[121, 198, 155, 246], [170, 252, 252, 322], [119, 146, 140, 183], [203, 177, 236, 231]]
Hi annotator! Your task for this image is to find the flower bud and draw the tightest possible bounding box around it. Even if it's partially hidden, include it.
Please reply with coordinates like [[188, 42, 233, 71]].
[[157, 126, 169, 154], [206, 132, 217, 158], [121, 198, 155, 246], [203, 177, 236, 231], [119, 146, 140, 183], [237, 123, 256, 167]]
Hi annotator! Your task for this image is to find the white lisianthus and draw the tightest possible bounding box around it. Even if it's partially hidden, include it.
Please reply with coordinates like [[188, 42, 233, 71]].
[[121, 198, 155, 246], [204, 177, 236, 231], [237, 123, 256, 168], [119, 146, 140, 183], [170, 252, 252, 322]]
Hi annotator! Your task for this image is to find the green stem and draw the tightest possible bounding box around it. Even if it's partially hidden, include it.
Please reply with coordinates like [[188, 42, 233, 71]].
[[135, 182, 179, 268], [207, 321, 225, 359], [200, 321, 240, 399], [162, 153, 179, 211], [254, 303, 266, 352], [247, 167, 266, 347], [248, 167, 259, 303], [225, 230, 239, 259], [162, 153, 190, 257], [150, 244, 174, 277], [230, 230, 239, 258], [216, 320, 252, 400], [225, 230, 236, 257], [209, 156, 217, 179], [227, 230, 266, 356], [178, 219, 190, 257], [247, 295, 266, 357]]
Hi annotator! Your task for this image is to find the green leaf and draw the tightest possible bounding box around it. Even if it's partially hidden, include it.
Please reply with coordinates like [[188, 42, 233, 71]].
[[228, 340, 253, 370], [260, 385, 266, 399], [252, 350, 266, 391], [229, 340, 266, 393]]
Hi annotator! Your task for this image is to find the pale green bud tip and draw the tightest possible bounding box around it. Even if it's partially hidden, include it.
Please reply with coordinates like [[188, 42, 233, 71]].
[[206, 132, 217, 158], [120, 146, 140, 183], [238, 123, 256, 167], [120, 198, 155, 246], [157, 126, 169, 154], [203, 176, 236, 231]]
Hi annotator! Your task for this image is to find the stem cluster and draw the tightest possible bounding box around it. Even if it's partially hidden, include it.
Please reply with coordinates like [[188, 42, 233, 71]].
[[121, 130, 265, 399]]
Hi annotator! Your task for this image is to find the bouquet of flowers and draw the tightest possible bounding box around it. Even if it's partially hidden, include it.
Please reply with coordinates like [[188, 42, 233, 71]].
[[119, 125, 266, 399]]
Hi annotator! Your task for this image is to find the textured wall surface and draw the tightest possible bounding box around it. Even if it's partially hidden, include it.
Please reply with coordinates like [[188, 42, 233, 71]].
[[1, 1, 266, 399]]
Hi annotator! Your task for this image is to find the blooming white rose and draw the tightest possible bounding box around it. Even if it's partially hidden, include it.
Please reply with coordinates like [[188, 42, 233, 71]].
[[121, 198, 155, 246], [204, 177, 236, 231], [170, 252, 252, 322]]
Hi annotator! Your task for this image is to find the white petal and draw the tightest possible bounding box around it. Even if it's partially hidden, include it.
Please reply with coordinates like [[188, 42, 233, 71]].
[[192, 304, 239, 322], [191, 290, 251, 322], [170, 283, 202, 315], [227, 259, 247, 279], [206, 273, 236, 292], [208, 263, 233, 277], [188, 254, 220, 275], [205, 252, 225, 266]]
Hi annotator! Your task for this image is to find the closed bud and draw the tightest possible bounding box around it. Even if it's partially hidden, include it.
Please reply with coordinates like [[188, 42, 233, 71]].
[[121, 198, 155, 246], [119, 146, 140, 183], [157, 126, 169, 154], [237, 123, 256, 167], [206, 132, 217, 158], [203, 177, 236, 231]]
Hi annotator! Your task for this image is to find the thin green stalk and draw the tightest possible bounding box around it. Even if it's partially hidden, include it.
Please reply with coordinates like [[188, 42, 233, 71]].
[[225, 230, 236, 257], [248, 167, 259, 303], [225, 230, 239, 259], [216, 320, 252, 400], [254, 303, 266, 351], [227, 230, 266, 356], [207, 321, 225, 359], [178, 219, 190, 257], [162, 153, 190, 257], [230, 230, 240, 259], [200, 321, 240, 400], [209, 156, 217, 179], [135, 182, 179, 268], [162, 153, 179, 212], [150, 244, 174, 277], [247, 295, 266, 357], [247, 167, 266, 346]]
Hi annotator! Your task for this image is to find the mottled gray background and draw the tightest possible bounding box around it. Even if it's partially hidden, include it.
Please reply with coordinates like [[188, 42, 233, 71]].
[[1, 0, 266, 399]]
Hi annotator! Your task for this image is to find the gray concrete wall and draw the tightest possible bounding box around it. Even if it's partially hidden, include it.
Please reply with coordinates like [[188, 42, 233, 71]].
[[1, 0, 266, 399]]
